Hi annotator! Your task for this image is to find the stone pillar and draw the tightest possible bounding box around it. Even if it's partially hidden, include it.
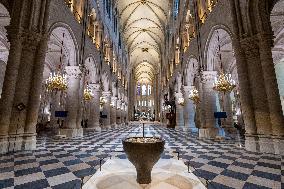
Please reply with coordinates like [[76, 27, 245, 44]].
[[50, 92, 61, 127], [0, 31, 26, 153], [76, 74, 85, 132], [60, 66, 83, 137], [122, 102, 126, 126], [183, 86, 197, 132], [87, 83, 101, 131], [199, 71, 219, 138], [110, 97, 117, 128], [241, 36, 274, 153], [221, 93, 237, 138], [116, 99, 122, 126], [24, 35, 52, 151], [120, 102, 125, 126], [257, 33, 284, 154], [175, 92, 184, 129], [102, 91, 111, 129], [0, 0, 52, 153], [229, 0, 259, 153], [4, 31, 41, 152], [125, 104, 129, 124]]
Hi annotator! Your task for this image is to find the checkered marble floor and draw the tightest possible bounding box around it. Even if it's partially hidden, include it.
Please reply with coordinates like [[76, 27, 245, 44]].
[[0, 124, 283, 189]]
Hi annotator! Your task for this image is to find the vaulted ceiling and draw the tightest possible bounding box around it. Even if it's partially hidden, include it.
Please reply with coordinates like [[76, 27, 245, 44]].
[[115, 0, 170, 84]]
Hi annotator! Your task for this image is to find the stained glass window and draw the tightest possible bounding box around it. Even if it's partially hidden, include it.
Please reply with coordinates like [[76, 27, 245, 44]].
[[137, 83, 141, 95], [148, 85, 151, 95], [174, 0, 179, 19], [142, 84, 147, 96]]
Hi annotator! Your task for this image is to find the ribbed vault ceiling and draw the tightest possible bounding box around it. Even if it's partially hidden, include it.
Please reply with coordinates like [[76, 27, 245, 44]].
[[115, 0, 169, 84]]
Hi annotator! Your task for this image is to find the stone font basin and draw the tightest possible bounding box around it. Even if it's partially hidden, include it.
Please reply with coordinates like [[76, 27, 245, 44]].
[[122, 137, 165, 184]]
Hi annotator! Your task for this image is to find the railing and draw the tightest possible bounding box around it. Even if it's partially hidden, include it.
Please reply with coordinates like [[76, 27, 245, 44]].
[[172, 149, 217, 189], [72, 149, 125, 189]]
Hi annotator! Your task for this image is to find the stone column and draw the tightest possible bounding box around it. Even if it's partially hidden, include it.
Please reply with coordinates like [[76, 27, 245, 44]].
[[125, 104, 129, 124], [2, 31, 41, 152], [222, 93, 237, 138], [0, 30, 25, 153], [116, 99, 122, 126], [183, 86, 197, 132], [87, 83, 101, 131], [175, 92, 184, 129], [199, 71, 219, 138], [0, 0, 52, 153], [102, 91, 111, 129], [76, 74, 85, 132], [122, 102, 126, 126], [257, 33, 284, 154], [8, 31, 48, 151], [60, 66, 83, 137], [50, 92, 61, 127], [111, 96, 117, 128], [229, 0, 259, 152], [241, 36, 274, 153], [120, 102, 124, 126]]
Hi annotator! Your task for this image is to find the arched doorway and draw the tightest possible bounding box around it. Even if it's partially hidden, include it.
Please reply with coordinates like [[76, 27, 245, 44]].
[[205, 27, 242, 138], [38, 25, 78, 135], [83, 56, 99, 124]]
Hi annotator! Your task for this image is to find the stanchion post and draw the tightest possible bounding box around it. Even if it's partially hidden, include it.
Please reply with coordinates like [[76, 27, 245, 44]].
[[143, 122, 145, 138]]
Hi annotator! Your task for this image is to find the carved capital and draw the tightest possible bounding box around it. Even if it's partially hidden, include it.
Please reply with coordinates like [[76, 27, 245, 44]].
[[89, 83, 100, 92], [202, 71, 217, 82], [21, 30, 42, 51], [65, 66, 82, 79], [183, 85, 195, 93], [102, 91, 112, 97], [175, 92, 183, 99], [240, 36, 260, 59], [257, 32, 274, 47]]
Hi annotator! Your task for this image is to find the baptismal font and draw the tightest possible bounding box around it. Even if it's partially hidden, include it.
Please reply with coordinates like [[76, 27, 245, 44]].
[[122, 122, 165, 184]]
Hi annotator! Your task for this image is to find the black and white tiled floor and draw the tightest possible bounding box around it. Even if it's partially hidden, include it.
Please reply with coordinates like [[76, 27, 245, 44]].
[[0, 125, 283, 189]]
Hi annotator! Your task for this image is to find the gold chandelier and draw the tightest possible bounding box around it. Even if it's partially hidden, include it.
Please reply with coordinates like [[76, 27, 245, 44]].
[[213, 30, 236, 94], [188, 87, 200, 104], [46, 32, 68, 92], [100, 97, 107, 105], [110, 100, 115, 108], [83, 85, 94, 101], [100, 97, 107, 110], [177, 97, 185, 106], [45, 72, 68, 92], [213, 72, 236, 93]]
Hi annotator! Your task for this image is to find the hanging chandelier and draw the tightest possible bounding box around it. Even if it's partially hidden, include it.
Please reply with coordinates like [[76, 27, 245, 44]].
[[213, 72, 236, 93], [100, 97, 107, 110], [188, 87, 200, 104], [46, 32, 68, 92], [213, 30, 236, 94], [45, 72, 68, 92], [100, 97, 107, 105], [83, 85, 94, 101], [177, 97, 185, 106], [110, 101, 115, 108]]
